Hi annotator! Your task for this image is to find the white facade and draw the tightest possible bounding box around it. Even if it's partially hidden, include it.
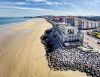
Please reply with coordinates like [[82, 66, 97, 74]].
[[74, 18, 99, 29], [53, 24, 84, 46], [62, 17, 99, 30]]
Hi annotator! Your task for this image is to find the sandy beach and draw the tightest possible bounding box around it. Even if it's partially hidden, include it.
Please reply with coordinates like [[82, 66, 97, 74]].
[[0, 18, 89, 77]]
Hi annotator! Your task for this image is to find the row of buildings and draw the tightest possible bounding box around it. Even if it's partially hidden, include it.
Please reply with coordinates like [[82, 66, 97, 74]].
[[46, 16, 100, 30], [45, 16, 99, 50]]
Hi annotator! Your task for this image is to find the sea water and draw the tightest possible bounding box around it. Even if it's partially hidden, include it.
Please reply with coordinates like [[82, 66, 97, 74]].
[[0, 17, 31, 26]]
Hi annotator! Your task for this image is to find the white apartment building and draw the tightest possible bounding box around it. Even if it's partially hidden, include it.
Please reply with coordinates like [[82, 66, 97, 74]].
[[62, 17, 100, 30], [74, 18, 99, 29]]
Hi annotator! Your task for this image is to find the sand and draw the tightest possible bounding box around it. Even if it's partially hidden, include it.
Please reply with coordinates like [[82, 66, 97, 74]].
[[0, 18, 89, 77]]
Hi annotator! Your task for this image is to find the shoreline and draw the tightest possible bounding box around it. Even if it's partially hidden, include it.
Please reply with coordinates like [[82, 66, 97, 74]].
[[0, 18, 33, 28], [0, 18, 89, 77]]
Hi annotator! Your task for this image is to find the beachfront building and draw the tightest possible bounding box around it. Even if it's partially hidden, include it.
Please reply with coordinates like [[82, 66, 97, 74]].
[[74, 18, 99, 29], [47, 16, 100, 30], [53, 24, 84, 46], [47, 16, 65, 24], [64, 17, 99, 30], [52, 16, 65, 24]]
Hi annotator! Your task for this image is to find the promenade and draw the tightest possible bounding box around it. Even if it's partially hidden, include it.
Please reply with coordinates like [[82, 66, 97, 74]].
[[82, 30, 100, 52]]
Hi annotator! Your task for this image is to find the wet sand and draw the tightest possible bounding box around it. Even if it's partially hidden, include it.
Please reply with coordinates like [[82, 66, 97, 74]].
[[0, 18, 89, 77]]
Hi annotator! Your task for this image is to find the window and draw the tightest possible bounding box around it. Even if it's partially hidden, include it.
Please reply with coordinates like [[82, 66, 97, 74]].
[[68, 29, 74, 34], [91, 23, 93, 28], [86, 22, 88, 28]]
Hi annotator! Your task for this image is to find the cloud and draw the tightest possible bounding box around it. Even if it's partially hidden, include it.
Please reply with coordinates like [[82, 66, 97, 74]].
[[26, 0, 76, 6], [0, 5, 74, 16], [15, 7, 53, 11], [26, 0, 62, 5], [44, 1, 64, 5], [15, 2, 27, 5], [0, 4, 99, 17], [0, 2, 27, 5], [26, 0, 46, 2], [0, 5, 51, 11], [94, 0, 100, 2], [63, 3, 76, 6]]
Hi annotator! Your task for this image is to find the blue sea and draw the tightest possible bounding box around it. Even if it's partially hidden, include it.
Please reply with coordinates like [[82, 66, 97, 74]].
[[0, 17, 31, 26]]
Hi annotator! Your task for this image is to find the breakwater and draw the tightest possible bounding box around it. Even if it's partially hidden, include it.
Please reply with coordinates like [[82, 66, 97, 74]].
[[41, 28, 100, 77]]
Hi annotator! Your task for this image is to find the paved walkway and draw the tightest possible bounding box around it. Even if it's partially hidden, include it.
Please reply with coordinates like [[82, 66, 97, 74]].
[[82, 30, 100, 52]]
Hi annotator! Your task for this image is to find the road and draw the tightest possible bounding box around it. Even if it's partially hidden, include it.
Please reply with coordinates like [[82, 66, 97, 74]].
[[82, 30, 100, 52]]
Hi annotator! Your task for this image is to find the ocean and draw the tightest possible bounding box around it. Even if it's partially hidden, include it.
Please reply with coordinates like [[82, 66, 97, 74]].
[[0, 17, 31, 26]]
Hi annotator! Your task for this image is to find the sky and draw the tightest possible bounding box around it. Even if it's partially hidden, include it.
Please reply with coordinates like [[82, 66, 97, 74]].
[[0, 0, 100, 17]]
